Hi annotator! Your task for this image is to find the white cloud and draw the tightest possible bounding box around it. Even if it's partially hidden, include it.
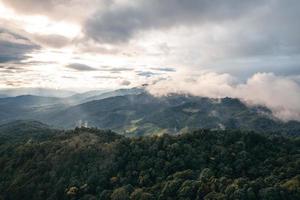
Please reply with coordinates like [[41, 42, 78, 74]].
[[147, 72, 300, 121], [0, 0, 300, 122]]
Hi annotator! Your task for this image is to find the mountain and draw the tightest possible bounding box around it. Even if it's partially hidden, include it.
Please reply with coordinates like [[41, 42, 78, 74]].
[[0, 88, 146, 125], [0, 88, 76, 98], [49, 93, 300, 136], [0, 123, 299, 199], [0, 120, 55, 143], [0, 95, 69, 124], [84, 88, 144, 102], [63, 88, 143, 105], [0, 89, 299, 136], [0, 94, 7, 98], [0, 120, 51, 133], [65, 89, 111, 104]]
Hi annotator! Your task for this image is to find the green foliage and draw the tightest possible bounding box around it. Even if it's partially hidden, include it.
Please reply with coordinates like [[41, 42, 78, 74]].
[[0, 124, 299, 199]]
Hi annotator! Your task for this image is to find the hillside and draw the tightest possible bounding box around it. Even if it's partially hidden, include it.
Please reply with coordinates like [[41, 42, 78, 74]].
[[0, 88, 145, 124], [78, 88, 144, 104], [0, 88, 76, 98], [50, 93, 300, 136], [0, 123, 299, 199], [0, 90, 300, 136], [0, 120, 55, 143]]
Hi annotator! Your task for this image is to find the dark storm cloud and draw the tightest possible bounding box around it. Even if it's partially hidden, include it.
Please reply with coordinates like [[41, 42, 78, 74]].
[[0, 29, 40, 63], [84, 0, 263, 43], [66, 63, 98, 71]]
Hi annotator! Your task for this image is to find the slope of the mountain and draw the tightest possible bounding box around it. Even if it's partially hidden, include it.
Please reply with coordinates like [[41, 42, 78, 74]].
[[0, 88, 76, 98], [65, 89, 111, 103], [0, 125, 299, 199], [0, 120, 55, 143], [0, 120, 50, 132], [80, 88, 145, 103], [0, 94, 7, 98], [0, 90, 299, 136], [49, 93, 300, 136], [0, 88, 145, 124], [0, 95, 70, 124], [61, 88, 144, 105], [0, 95, 62, 106]]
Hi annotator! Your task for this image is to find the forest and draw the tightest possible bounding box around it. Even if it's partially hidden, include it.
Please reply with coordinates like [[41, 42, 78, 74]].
[[0, 123, 300, 200]]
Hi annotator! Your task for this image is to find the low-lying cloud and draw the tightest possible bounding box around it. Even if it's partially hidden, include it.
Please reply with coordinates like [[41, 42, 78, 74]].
[[147, 72, 300, 121]]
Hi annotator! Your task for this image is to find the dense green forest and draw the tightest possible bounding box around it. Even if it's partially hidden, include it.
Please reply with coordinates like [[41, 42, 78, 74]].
[[0, 122, 300, 199]]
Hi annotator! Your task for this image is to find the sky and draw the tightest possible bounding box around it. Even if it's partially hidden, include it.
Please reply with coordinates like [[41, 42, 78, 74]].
[[0, 0, 300, 120]]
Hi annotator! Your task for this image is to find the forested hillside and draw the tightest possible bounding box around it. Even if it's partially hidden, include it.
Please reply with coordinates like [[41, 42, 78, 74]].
[[0, 122, 299, 200], [50, 93, 300, 136], [1, 90, 300, 136]]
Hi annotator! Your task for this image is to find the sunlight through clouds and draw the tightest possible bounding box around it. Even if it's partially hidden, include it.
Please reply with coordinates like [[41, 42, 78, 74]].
[[0, 0, 300, 119]]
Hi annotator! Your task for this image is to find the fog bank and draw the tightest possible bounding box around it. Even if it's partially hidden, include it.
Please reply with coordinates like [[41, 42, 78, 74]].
[[147, 72, 300, 121]]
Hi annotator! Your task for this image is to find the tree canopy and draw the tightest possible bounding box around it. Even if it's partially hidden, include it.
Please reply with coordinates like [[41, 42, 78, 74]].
[[0, 126, 299, 199]]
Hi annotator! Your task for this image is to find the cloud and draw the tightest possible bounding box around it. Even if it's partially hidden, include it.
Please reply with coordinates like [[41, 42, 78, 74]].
[[82, 0, 300, 78], [32, 34, 71, 48], [0, 29, 39, 63], [235, 73, 300, 121], [1, 0, 109, 22], [66, 63, 98, 71], [147, 72, 300, 121], [0, 65, 24, 71], [94, 75, 120, 79], [98, 67, 134, 73], [1, 0, 300, 101], [84, 0, 262, 43], [1, 0, 60, 14], [120, 80, 131, 86], [150, 67, 176, 72], [0, 65, 27, 73], [136, 71, 160, 77], [62, 76, 76, 79]]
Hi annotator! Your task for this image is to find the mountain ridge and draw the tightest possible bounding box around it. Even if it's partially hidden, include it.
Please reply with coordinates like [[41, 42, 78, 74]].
[[48, 92, 300, 136], [0, 88, 299, 136]]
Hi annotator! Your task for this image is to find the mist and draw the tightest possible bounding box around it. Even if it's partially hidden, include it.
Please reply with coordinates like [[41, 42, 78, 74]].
[[147, 72, 300, 121]]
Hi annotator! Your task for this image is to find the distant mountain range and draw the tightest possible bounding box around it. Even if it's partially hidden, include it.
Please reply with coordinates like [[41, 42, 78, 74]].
[[0, 87, 299, 136], [0, 88, 77, 98], [65, 88, 144, 104]]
